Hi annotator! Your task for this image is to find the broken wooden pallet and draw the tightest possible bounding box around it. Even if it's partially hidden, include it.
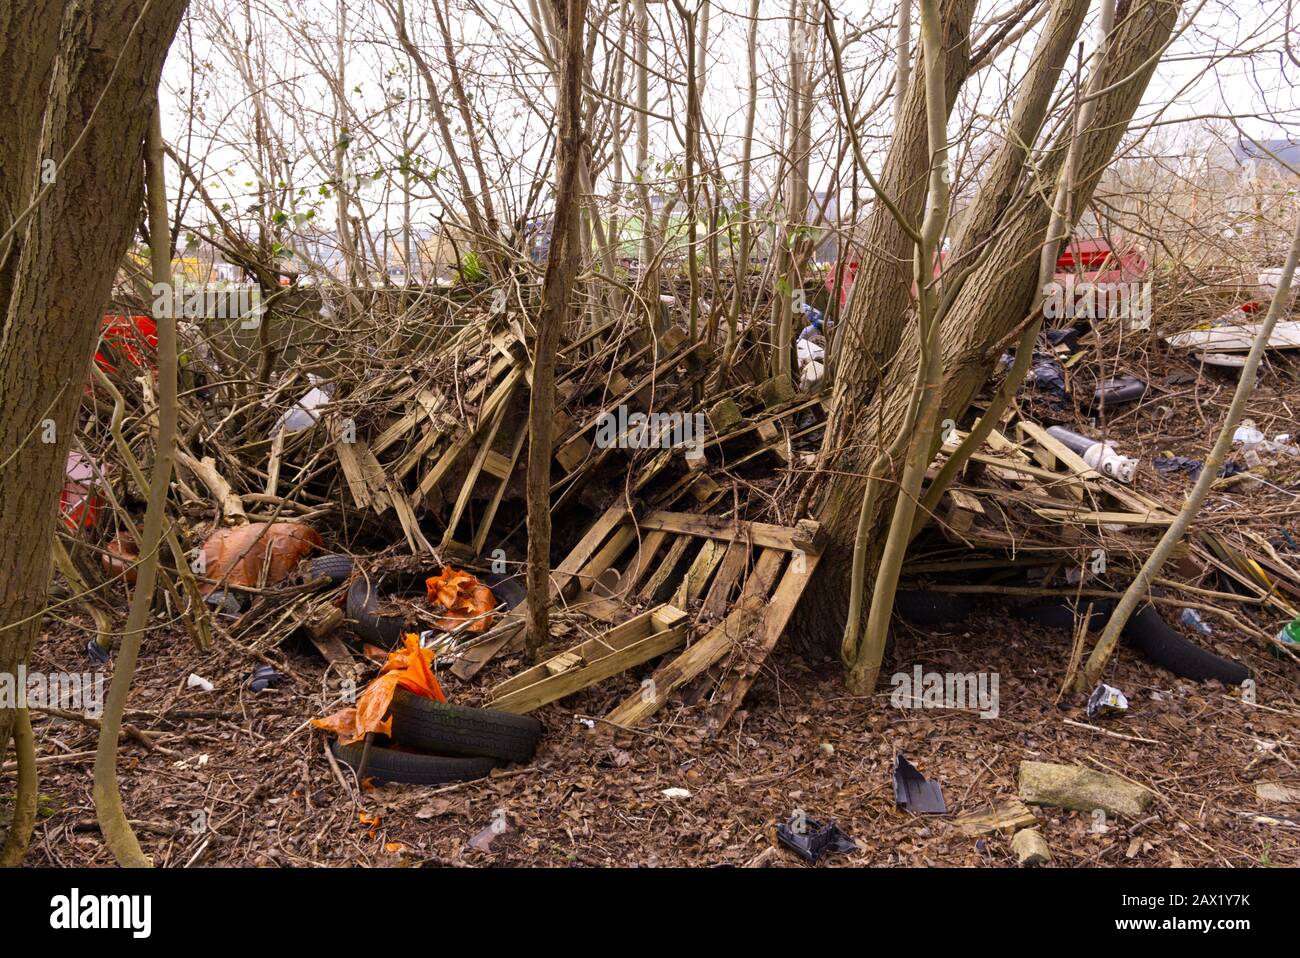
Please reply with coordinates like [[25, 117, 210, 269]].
[[463, 504, 823, 732]]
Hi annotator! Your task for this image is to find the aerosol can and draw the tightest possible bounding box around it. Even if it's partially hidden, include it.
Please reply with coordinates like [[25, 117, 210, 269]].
[[1045, 425, 1138, 484]]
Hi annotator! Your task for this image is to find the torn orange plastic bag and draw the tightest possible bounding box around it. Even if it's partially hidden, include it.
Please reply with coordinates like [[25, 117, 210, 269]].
[[424, 567, 496, 633], [199, 521, 322, 595], [312, 634, 446, 744]]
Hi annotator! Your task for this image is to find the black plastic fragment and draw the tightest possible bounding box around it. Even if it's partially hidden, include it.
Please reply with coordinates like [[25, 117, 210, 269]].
[[776, 815, 858, 863], [893, 754, 946, 814], [1090, 374, 1146, 407], [249, 664, 285, 692]]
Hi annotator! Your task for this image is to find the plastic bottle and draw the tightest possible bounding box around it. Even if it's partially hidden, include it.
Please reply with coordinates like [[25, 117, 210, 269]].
[[1045, 425, 1138, 484], [1277, 614, 1300, 653]]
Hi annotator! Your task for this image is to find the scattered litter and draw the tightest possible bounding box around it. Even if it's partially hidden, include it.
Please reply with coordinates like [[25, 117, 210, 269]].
[[1046, 425, 1138, 483], [893, 754, 946, 814], [1233, 423, 1265, 445], [1275, 613, 1300, 653], [60, 451, 102, 532], [273, 375, 333, 434], [1086, 683, 1129, 719], [776, 814, 857, 863], [469, 816, 511, 851], [198, 521, 322, 594], [1152, 454, 1244, 480], [186, 673, 215, 692], [424, 567, 496, 633], [312, 633, 446, 744], [661, 787, 692, 799], [1167, 315, 1300, 353], [1179, 608, 1213, 636], [1028, 354, 1069, 403], [1090, 374, 1146, 408], [204, 590, 242, 616], [249, 664, 285, 692]]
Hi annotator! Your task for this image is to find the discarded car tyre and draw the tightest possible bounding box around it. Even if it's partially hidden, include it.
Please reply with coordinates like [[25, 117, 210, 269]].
[[346, 571, 431, 646], [389, 688, 542, 764], [331, 738, 503, 785], [893, 590, 974, 627], [1017, 600, 1250, 684], [1122, 603, 1250, 685], [307, 553, 354, 585]]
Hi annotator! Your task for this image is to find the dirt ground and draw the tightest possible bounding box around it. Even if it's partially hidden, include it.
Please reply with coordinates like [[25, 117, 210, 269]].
[[12, 596, 1298, 868], [10, 336, 1300, 869]]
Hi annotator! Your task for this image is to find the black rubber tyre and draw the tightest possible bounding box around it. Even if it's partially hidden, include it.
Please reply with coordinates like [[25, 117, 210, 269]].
[[1016, 600, 1250, 684], [307, 553, 354, 585], [331, 738, 502, 785], [346, 571, 431, 646], [389, 688, 541, 763], [894, 590, 974, 627], [1124, 604, 1250, 685]]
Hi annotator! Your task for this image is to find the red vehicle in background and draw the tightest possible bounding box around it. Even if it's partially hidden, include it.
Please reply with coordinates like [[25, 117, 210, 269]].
[[63, 315, 159, 533], [95, 314, 157, 373], [1053, 238, 1148, 286], [825, 238, 1148, 306]]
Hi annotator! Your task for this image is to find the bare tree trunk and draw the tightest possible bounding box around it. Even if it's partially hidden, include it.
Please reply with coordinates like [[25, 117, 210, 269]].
[[0, 0, 187, 764], [526, 0, 588, 659], [801, 0, 1182, 680], [724, 0, 760, 370]]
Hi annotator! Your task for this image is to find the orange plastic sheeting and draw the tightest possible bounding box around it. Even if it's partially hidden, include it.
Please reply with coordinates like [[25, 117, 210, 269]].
[[424, 567, 496, 633], [199, 521, 321, 595], [312, 634, 446, 744]]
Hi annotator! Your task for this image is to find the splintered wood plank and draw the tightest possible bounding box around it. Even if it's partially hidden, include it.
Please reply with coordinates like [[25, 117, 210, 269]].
[[699, 540, 751, 619], [954, 798, 1039, 837], [604, 549, 786, 729], [672, 538, 727, 607], [441, 396, 511, 553], [449, 505, 631, 680], [1034, 507, 1173, 526], [373, 388, 445, 456], [553, 339, 703, 465], [575, 524, 638, 598], [489, 605, 689, 714], [638, 535, 692, 603], [613, 529, 669, 596], [341, 439, 433, 553], [638, 511, 823, 555], [943, 489, 986, 534], [472, 424, 529, 555], [410, 363, 523, 504], [706, 549, 821, 731]]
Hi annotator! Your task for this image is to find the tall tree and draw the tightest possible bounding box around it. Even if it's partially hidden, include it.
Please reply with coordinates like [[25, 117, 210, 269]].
[[0, 0, 189, 761], [525, 0, 589, 658], [804, 0, 1184, 692]]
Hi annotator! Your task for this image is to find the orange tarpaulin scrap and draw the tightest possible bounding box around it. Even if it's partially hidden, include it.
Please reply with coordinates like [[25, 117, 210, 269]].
[[312, 634, 446, 744], [424, 567, 496, 633]]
